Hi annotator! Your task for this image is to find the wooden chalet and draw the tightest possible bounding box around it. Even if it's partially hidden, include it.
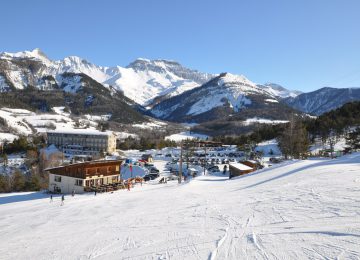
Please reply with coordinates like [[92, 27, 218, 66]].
[[46, 160, 122, 194], [242, 160, 261, 170], [229, 163, 254, 179]]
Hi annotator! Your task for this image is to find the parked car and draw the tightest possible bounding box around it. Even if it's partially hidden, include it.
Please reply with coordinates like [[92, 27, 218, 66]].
[[207, 165, 220, 171], [269, 157, 283, 163], [208, 167, 220, 173], [149, 167, 160, 173], [168, 175, 179, 180], [143, 173, 160, 181]]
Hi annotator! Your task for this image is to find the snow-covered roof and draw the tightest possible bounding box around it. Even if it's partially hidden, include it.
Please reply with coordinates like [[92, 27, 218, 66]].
[[47, 129, 114, 136], [246, 160, 257, 164], [229, 163, 253, 171]]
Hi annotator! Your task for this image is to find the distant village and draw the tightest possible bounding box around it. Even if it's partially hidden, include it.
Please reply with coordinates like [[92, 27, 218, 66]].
[[1, 101, 360, 194], [45, 128, 266, 194], [0, 123, 354, 195]]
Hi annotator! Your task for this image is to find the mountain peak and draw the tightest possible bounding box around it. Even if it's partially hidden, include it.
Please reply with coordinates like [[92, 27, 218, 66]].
[[217, 72, 256, 88], [63, 56, 85, 63], [0, 48, 50, 62], [127, 58, 182, 70], [31, 48, 47, 58], [258, 82, 302, 98]]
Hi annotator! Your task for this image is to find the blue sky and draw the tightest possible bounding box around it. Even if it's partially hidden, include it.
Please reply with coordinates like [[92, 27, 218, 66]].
[[1, 0, 360, 92]]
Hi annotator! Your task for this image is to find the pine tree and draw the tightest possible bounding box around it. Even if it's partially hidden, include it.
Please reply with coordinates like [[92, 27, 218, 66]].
[[11, 170, 25, 192], [2, 153, 8, 167], [346, 127, 360, 150], [278, 119, 309, 159], [0, 175, 10, 193]]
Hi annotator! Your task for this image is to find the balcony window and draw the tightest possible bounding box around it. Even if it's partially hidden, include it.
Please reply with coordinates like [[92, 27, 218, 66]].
[[75, 179, 83, 186]]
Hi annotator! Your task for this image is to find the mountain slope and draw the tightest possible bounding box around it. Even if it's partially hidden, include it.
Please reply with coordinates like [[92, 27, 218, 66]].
[[0, 71, 146, 124], [257, 83, 302, 98], [284, 87, 360, 115], [151, 73, 298, 123]]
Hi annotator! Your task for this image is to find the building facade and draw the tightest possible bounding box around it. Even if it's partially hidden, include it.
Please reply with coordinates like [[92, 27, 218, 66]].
[[47, 129, 116, 155], [46, 160, 122, 194]]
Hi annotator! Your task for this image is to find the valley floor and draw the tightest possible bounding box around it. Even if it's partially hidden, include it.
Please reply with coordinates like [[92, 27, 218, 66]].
[[1, 154, 360, 259]]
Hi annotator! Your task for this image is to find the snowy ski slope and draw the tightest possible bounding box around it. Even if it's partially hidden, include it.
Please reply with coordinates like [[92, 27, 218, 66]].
[[0, 153, 359, 259]]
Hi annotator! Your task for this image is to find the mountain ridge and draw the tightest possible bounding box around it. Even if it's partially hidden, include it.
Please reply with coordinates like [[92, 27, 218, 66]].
[[284, 86, 360, 115]]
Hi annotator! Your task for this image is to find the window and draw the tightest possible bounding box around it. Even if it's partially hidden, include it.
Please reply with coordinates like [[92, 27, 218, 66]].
[[54, 176, 61, 182], [75, 179, 83, 186]]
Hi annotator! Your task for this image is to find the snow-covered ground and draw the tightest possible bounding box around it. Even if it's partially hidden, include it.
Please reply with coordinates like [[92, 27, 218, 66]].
[[255, 139, 281, 156], [1, 153, 360, 259], [310, 137, 348, 155], [132, 120, 167, 130], [0, 132, 18, 144], [0, 107, 134, 140], [243, 117, 289, 126], [165, 131, 208, 142]]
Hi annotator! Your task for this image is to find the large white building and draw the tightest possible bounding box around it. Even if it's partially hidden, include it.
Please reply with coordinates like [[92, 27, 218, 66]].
[[47, 129, 116, 156]]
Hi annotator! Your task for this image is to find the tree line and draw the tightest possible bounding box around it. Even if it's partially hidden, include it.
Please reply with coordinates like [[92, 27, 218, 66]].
[[214, 101, 360, 159]]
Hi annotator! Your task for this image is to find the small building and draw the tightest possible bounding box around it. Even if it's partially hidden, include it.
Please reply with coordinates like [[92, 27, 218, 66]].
[[46, 160, 122, 194], [229, 163, 254, 179], [187, 168, 199, 177], [241, 160, 261, 170], [141, 154, 154, 163]]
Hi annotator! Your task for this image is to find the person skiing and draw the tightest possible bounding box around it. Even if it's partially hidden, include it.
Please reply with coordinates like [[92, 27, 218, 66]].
[[50, 194, 53, 203], [94, 190, 97, 196], [61, 195, 65, 206], [223, 164, 228, 175], [72, 190, 75, 197]]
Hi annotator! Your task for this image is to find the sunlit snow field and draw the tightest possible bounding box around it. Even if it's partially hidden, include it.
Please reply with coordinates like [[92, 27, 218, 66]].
[[1, 153, 360, 259]]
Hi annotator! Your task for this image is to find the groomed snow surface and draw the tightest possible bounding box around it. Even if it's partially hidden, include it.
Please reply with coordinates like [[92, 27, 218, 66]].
[[1, 153, 360, 259]]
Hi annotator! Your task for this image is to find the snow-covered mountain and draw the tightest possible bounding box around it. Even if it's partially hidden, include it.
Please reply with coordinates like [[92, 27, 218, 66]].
[[0, 49, 213, 106], [257, 83, 302, 99], [151, 73, 298, 123], [284, 87, 360, 115]]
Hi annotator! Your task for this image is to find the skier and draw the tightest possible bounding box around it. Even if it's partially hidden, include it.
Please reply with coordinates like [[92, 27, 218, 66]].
[[50, 194, 53, 203], [60, 195, 65, 206], [94, 190, 97, 196], [72, 190, 75, 197], [223, 165, 227, 175]]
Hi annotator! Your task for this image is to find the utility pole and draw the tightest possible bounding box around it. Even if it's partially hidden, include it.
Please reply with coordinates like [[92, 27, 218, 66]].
[[178, 141, 183, 184], [203, 145, 207, 175]]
